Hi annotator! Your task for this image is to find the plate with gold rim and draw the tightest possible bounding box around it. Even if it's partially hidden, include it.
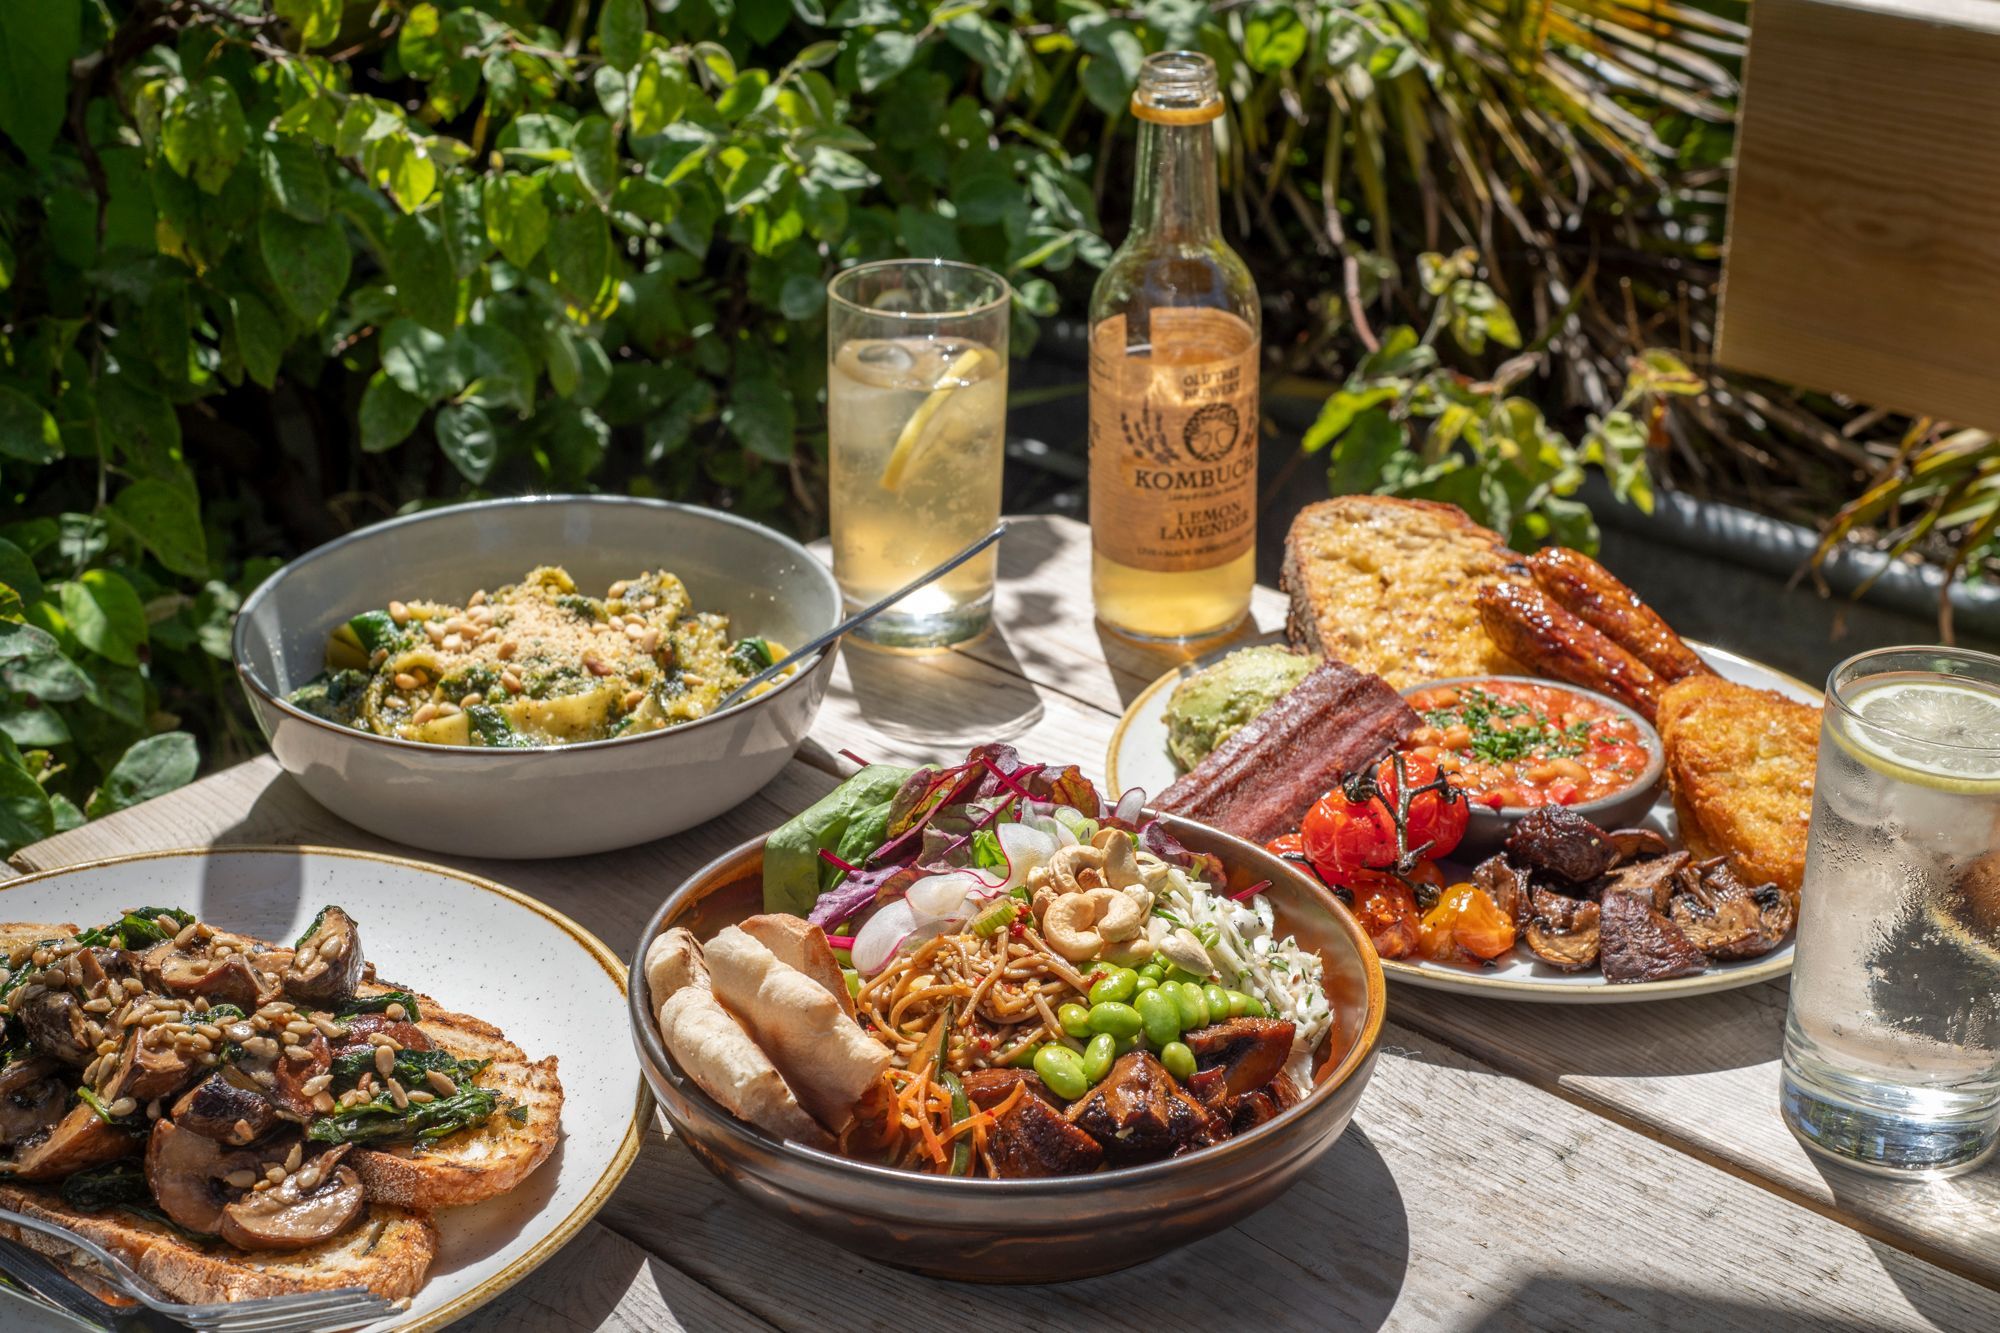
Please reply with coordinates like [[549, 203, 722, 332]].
[[1107, 638, 1822, 1003], [0, 846, 644, 1329]]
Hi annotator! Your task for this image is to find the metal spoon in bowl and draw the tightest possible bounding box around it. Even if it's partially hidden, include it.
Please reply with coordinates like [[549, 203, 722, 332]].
[[717, 520, 1010, 712]]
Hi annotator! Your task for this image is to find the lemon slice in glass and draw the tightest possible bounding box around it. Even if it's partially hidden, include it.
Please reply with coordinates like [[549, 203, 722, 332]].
[[879, 347, 989, 493], [1839, 676, 2000, 792]]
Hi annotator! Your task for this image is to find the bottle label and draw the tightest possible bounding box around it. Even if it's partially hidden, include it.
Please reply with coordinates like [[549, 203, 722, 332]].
[[1088, 308, 1259, 573]]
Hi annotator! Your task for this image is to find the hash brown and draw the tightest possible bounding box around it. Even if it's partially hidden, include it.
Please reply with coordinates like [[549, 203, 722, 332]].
[[1658, 676, 1821, 896], [1281, 496, 1532, 689]]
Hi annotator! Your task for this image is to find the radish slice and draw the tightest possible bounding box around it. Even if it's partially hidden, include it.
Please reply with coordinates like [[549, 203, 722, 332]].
[[907, 870, 983, 923], [850, 899, 916, 975], [1115, 787, 1145, 824], [995, 822, 1057, 895]]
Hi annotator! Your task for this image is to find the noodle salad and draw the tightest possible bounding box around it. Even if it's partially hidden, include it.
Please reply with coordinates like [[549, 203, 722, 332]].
[[756, 744, 1332, 1177]]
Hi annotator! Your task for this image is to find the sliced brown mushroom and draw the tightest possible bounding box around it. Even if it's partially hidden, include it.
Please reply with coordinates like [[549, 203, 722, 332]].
[[333, 1014, 432, 1054], [1182, 1017, 1296, 1098], [1593, 851, 1692, 911], [1605, 827, 1672, 865], [0, 1057, 67, 1147], [269, 1030, 331, 1121], [98, 1026, 199, 1106], [16, 990, 95, 1067], [1523, 886, 1601, 970], [72, 947, 140, 998], [5, 1103, 139, 1181], [1599, 884, 1708, 984], [282, 907, 365, 1007], [145, 1118, 261, 1234], [145, 949, 279, 1010], [1668, 861, 1796, 961], [1472, 855, 1532, 930], [218, 1150, 364, 1252], [172, 1070, 281, 1146], [1504, 806, 1620, 884]]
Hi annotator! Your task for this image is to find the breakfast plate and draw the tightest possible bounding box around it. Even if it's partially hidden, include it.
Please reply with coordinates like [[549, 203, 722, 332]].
[[1108, 636, 1821, 1003], [0, 847, 644, 1329]]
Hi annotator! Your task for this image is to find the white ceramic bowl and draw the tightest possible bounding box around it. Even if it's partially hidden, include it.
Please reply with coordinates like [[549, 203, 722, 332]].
[[234, 496, 841, 858]]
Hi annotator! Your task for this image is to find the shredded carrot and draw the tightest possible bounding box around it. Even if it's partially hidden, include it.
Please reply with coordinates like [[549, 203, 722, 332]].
[[941, 1081, 1025, 1145]]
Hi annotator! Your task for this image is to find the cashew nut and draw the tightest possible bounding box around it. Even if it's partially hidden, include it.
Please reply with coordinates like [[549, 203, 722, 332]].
[[1098, 833, 1142, 891], [1030, 884, 1060, 923], [1159, 927, 1212, 976], [1041, 894, 1104, 962], [1086, 887, 1144, 942], [1047, 844, 1104, 896]]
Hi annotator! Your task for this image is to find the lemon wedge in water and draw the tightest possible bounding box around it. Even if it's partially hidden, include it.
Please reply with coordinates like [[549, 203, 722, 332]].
[[879, 347, 990, 493], [1837, 677, 2000, 793]]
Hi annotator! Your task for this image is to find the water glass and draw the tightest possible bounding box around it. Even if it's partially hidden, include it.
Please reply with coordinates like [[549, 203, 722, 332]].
[[1780, 645, 2000, 1175], [826, 260, 1009, 649]]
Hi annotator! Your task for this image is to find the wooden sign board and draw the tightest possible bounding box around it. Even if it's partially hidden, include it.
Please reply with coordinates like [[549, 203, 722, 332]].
[[1717, 0, 2000, 434]]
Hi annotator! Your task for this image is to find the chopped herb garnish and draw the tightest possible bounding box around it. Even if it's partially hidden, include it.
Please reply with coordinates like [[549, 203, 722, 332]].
[[1424, 687, 1595, 764]]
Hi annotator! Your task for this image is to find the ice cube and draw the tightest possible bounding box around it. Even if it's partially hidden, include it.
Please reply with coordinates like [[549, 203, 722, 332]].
[[857, 341, 915, 372]]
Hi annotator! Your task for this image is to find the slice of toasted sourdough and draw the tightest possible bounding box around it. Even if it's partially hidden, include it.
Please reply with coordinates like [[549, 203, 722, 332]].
[[1281, 496, 1532, 688], [0, 1183, 438, 1301], [0, 925, 80, 959], [345, 984, 563, 1211]]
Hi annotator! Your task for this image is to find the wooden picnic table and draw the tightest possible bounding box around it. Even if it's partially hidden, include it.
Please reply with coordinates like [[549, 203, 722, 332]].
[[8, 514, 1998, 1331]]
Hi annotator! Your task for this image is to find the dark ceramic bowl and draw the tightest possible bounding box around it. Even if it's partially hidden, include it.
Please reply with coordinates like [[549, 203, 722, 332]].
[[1400, 675, 1666, 858], [626, 813, 1385, 1282]]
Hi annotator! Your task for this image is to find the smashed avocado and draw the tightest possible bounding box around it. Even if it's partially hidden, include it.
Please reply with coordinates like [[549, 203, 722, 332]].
[[1164, 645, 1319, 771]]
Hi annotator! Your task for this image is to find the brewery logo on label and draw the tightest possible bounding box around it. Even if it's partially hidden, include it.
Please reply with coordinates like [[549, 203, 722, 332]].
[[1182, 402, 1240, 462]]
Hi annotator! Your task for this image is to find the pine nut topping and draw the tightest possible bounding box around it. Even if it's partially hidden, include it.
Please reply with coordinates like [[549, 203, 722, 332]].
[[106, 1097, 138, 1118], [388, 600, 410, 625], [394, 672, 420, 691], [375, 1045, 396, 1078], [226, 1169, 258, 1189], [425, 1070, 457, 1097], [385, 1002, 407, 1020]]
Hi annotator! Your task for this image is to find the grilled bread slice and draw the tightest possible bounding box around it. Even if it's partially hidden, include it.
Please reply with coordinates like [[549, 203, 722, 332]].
[[0, 1181, 438, 1301], [0, 925, 81, 959], [1658, 675, 1820, 897], [342, 985, 563, 1212], [1281, 496, 1532, 688]]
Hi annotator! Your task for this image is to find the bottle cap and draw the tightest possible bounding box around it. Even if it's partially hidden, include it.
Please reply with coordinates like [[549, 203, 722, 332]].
[[1131, 50, 1223, 124]]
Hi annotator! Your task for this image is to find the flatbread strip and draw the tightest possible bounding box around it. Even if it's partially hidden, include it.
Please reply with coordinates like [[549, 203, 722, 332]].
[[1658, 676, 1820, 898], [655, 986, 832, 1149]]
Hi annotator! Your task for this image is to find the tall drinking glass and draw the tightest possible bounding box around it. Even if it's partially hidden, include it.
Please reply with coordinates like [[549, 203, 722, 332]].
[[1781, 645, 2000, 1176], [827, 260, 1009, 649]]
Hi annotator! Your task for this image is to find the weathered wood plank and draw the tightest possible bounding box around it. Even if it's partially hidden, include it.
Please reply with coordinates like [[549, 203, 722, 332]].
[[451, 1220, 774, 1333], [601, 1019, 2000, 1332]]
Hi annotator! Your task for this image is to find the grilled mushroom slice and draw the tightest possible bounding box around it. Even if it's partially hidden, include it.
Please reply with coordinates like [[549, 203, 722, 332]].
[[145, 949, 279, 1010], [269, 1030, 331, 1121], [1668, 860, 1797, 960], [98, 1026, 199, 1106], [1605, 827, 1672, 865], [0, 1057, 67, 1146], [17, 990, 95, 1067], [172, 1070, 279, 1146], [283, 908, 364, 1006], [1472, 855, 1532, 929], [1523, 888, 1602, 971], [5, 1103, 138, 1181], [218, 1147, 364, 1252], [146, 1118, 262, 1234]]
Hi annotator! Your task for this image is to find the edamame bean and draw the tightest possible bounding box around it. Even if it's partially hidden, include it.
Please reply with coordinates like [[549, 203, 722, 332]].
[[1132, 974, 1160, 995], [1173, 982, 1209, 1030], [1088, 967, 1138, 1006], [1033, 1044, 1089, 1101], [1163, 965, 1204, 987], [1057, 1002, 1092, 1039], [1138, 962, 1166, 983], [1203, 984, 1231, 1021], [1241, 994, 1269, 1018], [1006, 1042, 1042, 1068], [1225, 989, 1254, 1019], [1086, 1001, 1143, 1039], [1136, 987, 1182, 1048], [1114, 1033, 1140, 1055], [1160, 1040, 1197, 1080], [1082, 1032, 1117, 1084]]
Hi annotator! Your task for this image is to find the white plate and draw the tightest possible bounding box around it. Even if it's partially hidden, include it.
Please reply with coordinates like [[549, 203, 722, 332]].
[[0, 848, 643, 1329], [1108, 638, 1822, 1003]]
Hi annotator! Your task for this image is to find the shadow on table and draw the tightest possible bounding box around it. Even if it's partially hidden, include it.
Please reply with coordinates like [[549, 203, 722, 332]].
[[1804, 1152, 2000, 1333], [1386, 979, 1790, 1081], [839, 636, 1045, 746], [1091, 617, 1272, 711], [1470, 1276, 1906, 1332]]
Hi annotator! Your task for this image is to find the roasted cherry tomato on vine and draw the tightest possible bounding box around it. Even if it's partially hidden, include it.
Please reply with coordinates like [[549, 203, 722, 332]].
[[1343, 870, 1419, 960], [1376, 754, 1470, 862], [1265, 833, 1307, 860], [1300, 788, 1397, 883]]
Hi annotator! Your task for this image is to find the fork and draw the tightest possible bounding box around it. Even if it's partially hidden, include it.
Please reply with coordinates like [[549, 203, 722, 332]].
[[0, 1207, 400, 1332]]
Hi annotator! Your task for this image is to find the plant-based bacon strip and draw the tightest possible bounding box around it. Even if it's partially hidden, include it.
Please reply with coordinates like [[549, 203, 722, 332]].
[[1528, 547, 1714, 684], [1157, 661, 1421, 844], [1475, 583, 1663, 722]]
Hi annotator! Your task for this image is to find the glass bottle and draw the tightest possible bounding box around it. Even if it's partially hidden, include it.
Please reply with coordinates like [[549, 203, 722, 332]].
[[1088, 50, 1261, 642]]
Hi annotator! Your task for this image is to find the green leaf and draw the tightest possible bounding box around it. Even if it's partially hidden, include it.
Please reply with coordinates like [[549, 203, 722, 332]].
[[274, 0, 343, 48], [259, 139, 330, 222], [1356, 326, 1437, 381], [630, 53, 688, 136], [97, 378, 188, 493], [379, 318, 461, 402], [1243, 3, 1308, 72], [163, 77, 250, 194], [230, 290, 285, 389], [0, 538, 44, 607], [740, 0, 793, 44], [58, 570, 145, 667], [778, 272, 825, 321], [599, 0, 647, 73], [0, 0, 81, 165], [0, 701, 68, 748], [390, 214, 458, 333], [545, 324, 583, 397], [716, 69, 771, 122], [359, 372, 426, 453], [0, 761, 53, 857], [571, 115, 619, 206], [88, 732, 198, 819], [435, 402, 498, 483], [454, 324, 537, 413], [1303, 384, 1400, 453], [110, 480, 207, 577], [367, 132, 439, 212], [0, 621, 89, 701], [724, 378, 795, 462], [0, 387, 60, 464], [548, 208, 611, 310], [397, 3, 446, 77], [258, 210, 352, 324], [857, 32, 918, 92], [484, 173, 550, 269], [439, 174, 490, 280], [1328, 408, 1411, 496]]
